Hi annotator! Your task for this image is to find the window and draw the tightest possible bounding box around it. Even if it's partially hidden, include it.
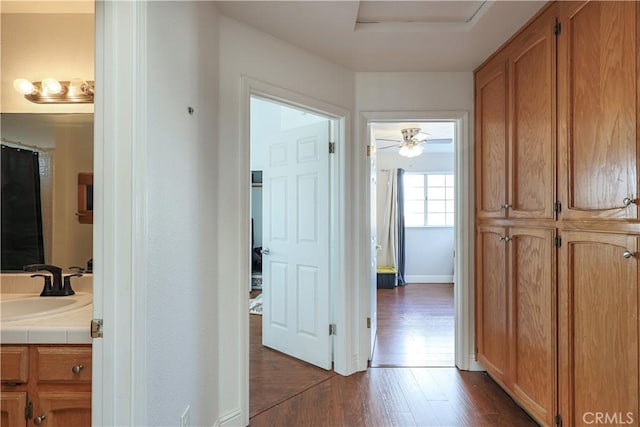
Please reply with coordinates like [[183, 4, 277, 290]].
[[403, 173, 454, 227]]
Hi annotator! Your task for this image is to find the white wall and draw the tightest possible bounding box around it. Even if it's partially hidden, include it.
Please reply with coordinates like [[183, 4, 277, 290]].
[[218, 15, 355, 424], [376, 151, 455, 282], [145, 2, 219, 425]]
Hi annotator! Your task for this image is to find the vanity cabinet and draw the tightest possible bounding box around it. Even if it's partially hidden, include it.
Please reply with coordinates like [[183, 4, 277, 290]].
[[0, 345, 91, 427]]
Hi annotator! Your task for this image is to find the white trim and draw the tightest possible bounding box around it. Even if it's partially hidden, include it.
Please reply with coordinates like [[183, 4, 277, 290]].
[[92, 1, 148, 425], [239, 76, 351, 425], [358, 110, 474, 372], [216, 409, 243, 427], [404, 275, 454, 283]]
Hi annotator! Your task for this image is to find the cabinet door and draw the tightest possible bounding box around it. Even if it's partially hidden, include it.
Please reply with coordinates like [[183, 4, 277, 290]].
[[1, 392, 26, 427], [32, 392, 91, 427], [476, 225, 509, 383], [558, 1, 639, 220], [475, 55, 508, 219], [559, 231, 639, 426], [508, 227, 556, 426], [508, 7, 557, 220]]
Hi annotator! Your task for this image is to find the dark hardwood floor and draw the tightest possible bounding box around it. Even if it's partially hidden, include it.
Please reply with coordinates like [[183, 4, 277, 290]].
[[249, 286, 537, 426], [372, 284, 455, 367]]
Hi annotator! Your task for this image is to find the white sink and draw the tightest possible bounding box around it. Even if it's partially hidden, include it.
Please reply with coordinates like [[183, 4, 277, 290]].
[[1, 293, 92, 322]]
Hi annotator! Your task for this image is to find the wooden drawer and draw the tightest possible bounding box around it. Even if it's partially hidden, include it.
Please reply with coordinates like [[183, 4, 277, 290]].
[[0, 346, 29, 384], [36, 346, 92, 384]]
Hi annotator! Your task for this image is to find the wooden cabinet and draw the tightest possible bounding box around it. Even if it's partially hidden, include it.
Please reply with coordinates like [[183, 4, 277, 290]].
[[0, 345, 91, 427], [557, 1, 639, 220], [475, 226, 508, 382], [475, 2, 639, 426], [476, 225, 556, 425], [475, 4, 557, 221], [558, 231, 639, 427], [1, 392, 26, 427], [475, 53, 508, 219]]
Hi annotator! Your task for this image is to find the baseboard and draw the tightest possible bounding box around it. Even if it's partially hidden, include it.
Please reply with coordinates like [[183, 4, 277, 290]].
[[216, 409, 243, 427], [466, 354, 485, 371], [405, 275, 454, 284]]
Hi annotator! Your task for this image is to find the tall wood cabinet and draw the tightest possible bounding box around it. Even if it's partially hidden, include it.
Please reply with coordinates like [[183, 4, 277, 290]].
[[475, 1, 640, 426]]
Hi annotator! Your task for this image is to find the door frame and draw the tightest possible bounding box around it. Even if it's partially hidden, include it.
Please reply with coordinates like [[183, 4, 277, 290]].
[[359, 110, 482, 371], [240, 77, 350, 422]]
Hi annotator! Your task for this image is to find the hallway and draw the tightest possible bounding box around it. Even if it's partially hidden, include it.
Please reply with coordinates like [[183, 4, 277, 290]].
[[249, 285, 535, 425]]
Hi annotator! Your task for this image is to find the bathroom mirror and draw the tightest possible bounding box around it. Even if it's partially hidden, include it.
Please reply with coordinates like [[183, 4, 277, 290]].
[[1, 113, 93, 271]]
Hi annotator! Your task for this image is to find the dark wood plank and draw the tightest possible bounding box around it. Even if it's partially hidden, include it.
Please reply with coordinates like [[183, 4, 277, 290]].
[[372, 284, 455, 367]]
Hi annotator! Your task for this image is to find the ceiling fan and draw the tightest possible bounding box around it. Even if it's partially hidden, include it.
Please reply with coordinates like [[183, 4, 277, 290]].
[[377, 127, 429, 158]]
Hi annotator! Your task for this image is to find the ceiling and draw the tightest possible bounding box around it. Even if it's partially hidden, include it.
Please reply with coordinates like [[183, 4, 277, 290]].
[[215, 0, 546, 72]]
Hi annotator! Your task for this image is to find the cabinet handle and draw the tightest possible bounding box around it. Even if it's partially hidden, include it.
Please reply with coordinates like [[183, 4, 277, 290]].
[[498, 236, 511, 242], [71, 364, 84, 374], [623, 250, 635, 259], [500, 203, 512, 209], [34, 415, 46, 425], [623, 197, 637, 206]]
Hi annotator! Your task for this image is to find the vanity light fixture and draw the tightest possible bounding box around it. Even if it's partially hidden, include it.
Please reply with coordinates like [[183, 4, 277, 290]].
[[13, 77, 94, 104]]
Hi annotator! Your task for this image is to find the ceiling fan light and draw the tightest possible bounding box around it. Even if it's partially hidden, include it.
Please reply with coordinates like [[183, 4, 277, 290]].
[[399, 143, 423, 158]]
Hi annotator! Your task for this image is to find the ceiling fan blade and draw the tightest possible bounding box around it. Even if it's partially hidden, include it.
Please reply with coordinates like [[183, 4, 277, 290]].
[[378, 145, 399, 150], [375, 138, 403, 142]]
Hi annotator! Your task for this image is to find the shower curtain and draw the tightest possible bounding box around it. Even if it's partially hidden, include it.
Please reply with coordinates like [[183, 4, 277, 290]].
[[379, 168, 406, 286], [1, 145, 45, 270]]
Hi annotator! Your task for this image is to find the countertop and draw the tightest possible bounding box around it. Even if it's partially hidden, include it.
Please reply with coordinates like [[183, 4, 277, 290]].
[[1, 275, 93, 344]]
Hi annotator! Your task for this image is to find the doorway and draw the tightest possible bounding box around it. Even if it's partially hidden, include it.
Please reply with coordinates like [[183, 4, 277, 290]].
[[247, 94, 341, 416], [369, 121, 456, 367]]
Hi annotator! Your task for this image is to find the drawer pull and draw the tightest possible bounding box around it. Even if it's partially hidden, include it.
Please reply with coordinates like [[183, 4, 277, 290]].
[[71, 364, 84, 374], [34, 415, 46, 425]]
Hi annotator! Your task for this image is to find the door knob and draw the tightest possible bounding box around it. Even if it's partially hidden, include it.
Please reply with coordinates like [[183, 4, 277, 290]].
[[623, 250, 635, 259], [261, 248, 270, 255]]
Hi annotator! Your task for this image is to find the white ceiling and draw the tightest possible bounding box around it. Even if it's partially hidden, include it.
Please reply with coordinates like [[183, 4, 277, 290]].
[[215, 0, 546, 72]]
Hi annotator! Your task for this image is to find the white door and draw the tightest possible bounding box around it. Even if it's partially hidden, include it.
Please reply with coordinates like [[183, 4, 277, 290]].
[[262, 120, 332, 370]]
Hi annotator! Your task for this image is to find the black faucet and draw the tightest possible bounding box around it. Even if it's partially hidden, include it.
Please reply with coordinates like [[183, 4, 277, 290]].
[[23, 264, 77, 296]]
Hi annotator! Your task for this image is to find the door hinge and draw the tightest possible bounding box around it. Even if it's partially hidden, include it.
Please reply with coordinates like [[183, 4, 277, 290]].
[[91, 318, 103, 339], [329, 141, 335, 154], [366, 145, 372, 157], [329, 323, 337, 335], [554, 201, 562, 214], [367, 317, 371, 329], [554, 22, 561, 36], [25, 400, 33, 420], [555, 236, 562, 248], [555, 414, 562, 427]]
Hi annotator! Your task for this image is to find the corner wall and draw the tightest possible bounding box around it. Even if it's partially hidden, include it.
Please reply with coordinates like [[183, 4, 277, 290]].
[[146, 2, 219, 425], [217, 15, 355, 425]]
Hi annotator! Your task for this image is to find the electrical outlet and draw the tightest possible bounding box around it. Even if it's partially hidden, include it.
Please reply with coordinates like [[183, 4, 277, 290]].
[[180, 405, 190, 427]]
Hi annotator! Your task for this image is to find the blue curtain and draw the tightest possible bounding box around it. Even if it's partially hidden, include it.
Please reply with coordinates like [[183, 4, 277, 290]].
[[396, 168, 406, 286], [1, 145, 44, 270]]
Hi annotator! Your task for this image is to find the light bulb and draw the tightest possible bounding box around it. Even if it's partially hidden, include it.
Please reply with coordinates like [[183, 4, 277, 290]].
[[68, 78, 86, 96], [13, 78, 35, 95], [42, 78, 62, 94]]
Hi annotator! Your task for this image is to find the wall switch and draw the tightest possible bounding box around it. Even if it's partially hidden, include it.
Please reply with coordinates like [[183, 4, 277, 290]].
[[180, 405, 190, 427]]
